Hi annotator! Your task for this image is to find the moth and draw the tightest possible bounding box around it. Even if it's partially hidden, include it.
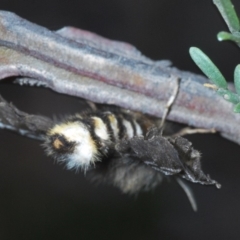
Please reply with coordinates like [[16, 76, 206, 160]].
[[43, 105, 220, 211]]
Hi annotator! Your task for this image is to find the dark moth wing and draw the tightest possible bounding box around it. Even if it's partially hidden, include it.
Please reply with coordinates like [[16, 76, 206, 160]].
[[116, 127, 220, 188]]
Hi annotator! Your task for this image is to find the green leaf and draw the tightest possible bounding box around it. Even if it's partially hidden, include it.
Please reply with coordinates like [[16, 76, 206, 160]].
[[189, 47, 228, 89], [217, 88, 240, 104], [234, 65, 240, 95], [217, 31, 240, 44], [234, 103, 240, 113], [213, 0, 240, 32]]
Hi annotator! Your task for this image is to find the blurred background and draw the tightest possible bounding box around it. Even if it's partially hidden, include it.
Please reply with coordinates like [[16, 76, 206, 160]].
[[1, 0, 240, 239]]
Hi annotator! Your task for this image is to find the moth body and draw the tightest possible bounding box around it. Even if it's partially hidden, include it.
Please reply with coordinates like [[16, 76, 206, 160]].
[[44, 110, 149, 172]]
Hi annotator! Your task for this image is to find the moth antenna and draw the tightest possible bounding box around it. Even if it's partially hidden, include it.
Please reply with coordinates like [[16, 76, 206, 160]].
[[175, 177, 198, 212], [159, 77, 180, 135]]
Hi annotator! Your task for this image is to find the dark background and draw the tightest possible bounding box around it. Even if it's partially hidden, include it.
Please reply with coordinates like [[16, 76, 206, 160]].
[[1, 0, 240, 239]]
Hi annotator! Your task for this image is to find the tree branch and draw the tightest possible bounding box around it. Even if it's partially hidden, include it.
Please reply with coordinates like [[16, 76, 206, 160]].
[[0, 95, 52, 140], [0, 11, 240, 144]]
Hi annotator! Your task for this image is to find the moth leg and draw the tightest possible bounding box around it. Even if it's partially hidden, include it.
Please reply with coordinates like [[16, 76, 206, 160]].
[[175, 177, 197, 212], [86, 101, 98, 111], [159, 77, 180, 134], [171, 127, 216, 138]]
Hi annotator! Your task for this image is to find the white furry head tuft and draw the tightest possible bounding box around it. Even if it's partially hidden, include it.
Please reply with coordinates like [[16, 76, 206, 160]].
[[44, 121, 99, 172]]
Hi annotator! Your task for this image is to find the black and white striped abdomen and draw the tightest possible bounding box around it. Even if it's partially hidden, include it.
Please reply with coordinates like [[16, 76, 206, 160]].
[[99, 111, 144, 140], [44, 110, 151, 171]]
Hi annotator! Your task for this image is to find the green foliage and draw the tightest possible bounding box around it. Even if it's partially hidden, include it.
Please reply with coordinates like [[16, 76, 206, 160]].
[[189, 47, 227, 89], [234, 102, 240, 113], [189, 0, 240, 112], [234, 65, 240, 95], [217, 88, 240, 104], [213, 0, 240, 32], [217, 31, 240, 44]]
